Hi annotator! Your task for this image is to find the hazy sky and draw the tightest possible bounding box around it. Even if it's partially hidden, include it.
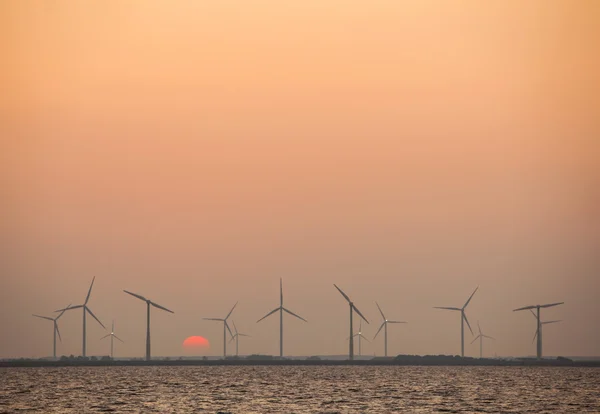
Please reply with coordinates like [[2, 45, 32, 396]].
[[1, 1, 599, 359]]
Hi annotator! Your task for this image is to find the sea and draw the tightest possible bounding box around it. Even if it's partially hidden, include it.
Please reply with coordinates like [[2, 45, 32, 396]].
[[1, 366, 599, 413]]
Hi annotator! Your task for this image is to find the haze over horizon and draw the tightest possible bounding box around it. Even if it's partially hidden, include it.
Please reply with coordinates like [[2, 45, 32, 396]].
[[1, 1, 599, 359]]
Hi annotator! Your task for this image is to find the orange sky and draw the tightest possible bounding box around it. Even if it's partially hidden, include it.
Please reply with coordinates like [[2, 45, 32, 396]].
[[1, 1, 599, 358]]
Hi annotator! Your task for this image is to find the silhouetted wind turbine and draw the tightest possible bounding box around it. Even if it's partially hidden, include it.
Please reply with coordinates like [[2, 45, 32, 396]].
[[204, 302, 237, 358], [257, 279, 307, 358], [373, 302, 407, 357], [513, 301, 563, 359], [100, 320, 124, 359], [228, 320, 251, 357], [347, 319, 370, 357], [470, 321, 495, 358], [123, 290, 174, 361], [434, 286, 478, 357], [334, 284, 369, 361], [528, 309, 562, 358], [56, 277, 105, 357], [32, 304, 70, 359]]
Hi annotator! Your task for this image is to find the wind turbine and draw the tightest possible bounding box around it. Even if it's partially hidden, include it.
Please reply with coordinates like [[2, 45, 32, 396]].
[[470, 321, 495, 358], [373, 302, 407, 357], [257, 278, 307, 358], [334, 284, 369, 361], [123, 290, 174, 361], [529, 309, 562, 358], [228, 320, 251, 357], [32, 304, 70, 359], [347, 319, 370, 357], [100, 320, 124, 359], [434, 286, 478, 357], [513, 301, 563, 359], [204, 302, 237, 358], [56, 277, 105, 357]]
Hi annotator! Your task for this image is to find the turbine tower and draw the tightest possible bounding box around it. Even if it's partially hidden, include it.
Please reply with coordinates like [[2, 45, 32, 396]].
[[228, 320, 251, 357], [257, 278, 307, 358], [32, 304, 70, 359], [124, 290, 174, 361], [347, 319, 370, 357], [470, 321, 495, 358], [434, 286, 478, 357], [57, 277, 105, 357], [513, 301, 563, 359], [373, 302, 407, 357], [334, 284, 369, 361], [100, 320, 124, 359], [203, 302, 237, 358]]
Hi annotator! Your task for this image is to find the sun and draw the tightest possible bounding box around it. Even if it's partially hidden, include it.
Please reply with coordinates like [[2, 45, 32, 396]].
[[183, 336, 210, 354]]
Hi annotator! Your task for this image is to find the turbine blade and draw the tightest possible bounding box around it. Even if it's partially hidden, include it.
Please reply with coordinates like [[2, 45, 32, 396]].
[[84, 277, 95, 305], [239, 333, 251, 337], [375, 302, 386, 321], [483, 335, 495, 340], [463, 286, 479, 309], [530, 309, 538, 320], [471, 335, 481, 344], [280, 278, 283, 305], [56, 304, 83, 312], [513, 305, 536, 312], [373, 322, 385, 340], [112, 320, 114, 332], [123, 290, 147, 302], [477, 321, 482, 335], [333, 284, 351, 304], [463, 313, 474, 335], [359, 333, 371, 343], [229, 334, 236, 344], [387, 321, 407, 324], [203, 318, 224, 321], [283, 307, 307, 322], [86, 307, 106, 329], [232, 320, 239, 334], [55, 303, 72, 320], [100, 334, 111, 340], [225, 302, 238, 320], [55, 323, 62, 342], [543, 320, 562, 324], [225, 321, 234, 338], [256, 308, 279, 323], [150, 301, 174, 314], [433, 307, 461, 311], [541, 302, 564, 309], [32, 315, 54, 321], [114, 334, 125, 343], [352, 304, 369, 324], [532, 328, 538, 344]]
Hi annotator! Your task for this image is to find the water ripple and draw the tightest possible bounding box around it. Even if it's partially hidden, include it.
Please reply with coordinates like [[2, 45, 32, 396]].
[[0, 366, 599, 413]]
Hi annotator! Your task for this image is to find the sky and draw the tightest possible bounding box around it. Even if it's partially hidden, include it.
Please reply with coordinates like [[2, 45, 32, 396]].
[[1, 1, 599, 359]]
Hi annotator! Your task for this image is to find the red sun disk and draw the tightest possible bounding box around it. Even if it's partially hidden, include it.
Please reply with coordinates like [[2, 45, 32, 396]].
[[183, 336, 210, 348]]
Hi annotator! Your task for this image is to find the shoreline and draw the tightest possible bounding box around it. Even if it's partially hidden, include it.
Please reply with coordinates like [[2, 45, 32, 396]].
[[2, 357, 599, 368]]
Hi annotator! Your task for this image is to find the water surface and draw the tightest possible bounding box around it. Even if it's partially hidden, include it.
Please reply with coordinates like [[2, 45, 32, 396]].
[[1, 366, 598, 413]]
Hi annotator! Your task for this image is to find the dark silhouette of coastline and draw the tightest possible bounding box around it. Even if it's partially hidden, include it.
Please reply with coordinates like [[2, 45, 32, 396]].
[[2, 354, 598, 368]]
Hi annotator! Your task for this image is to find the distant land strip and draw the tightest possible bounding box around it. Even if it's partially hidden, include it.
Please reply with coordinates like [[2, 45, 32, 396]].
[[2, 355, 599, 368]]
